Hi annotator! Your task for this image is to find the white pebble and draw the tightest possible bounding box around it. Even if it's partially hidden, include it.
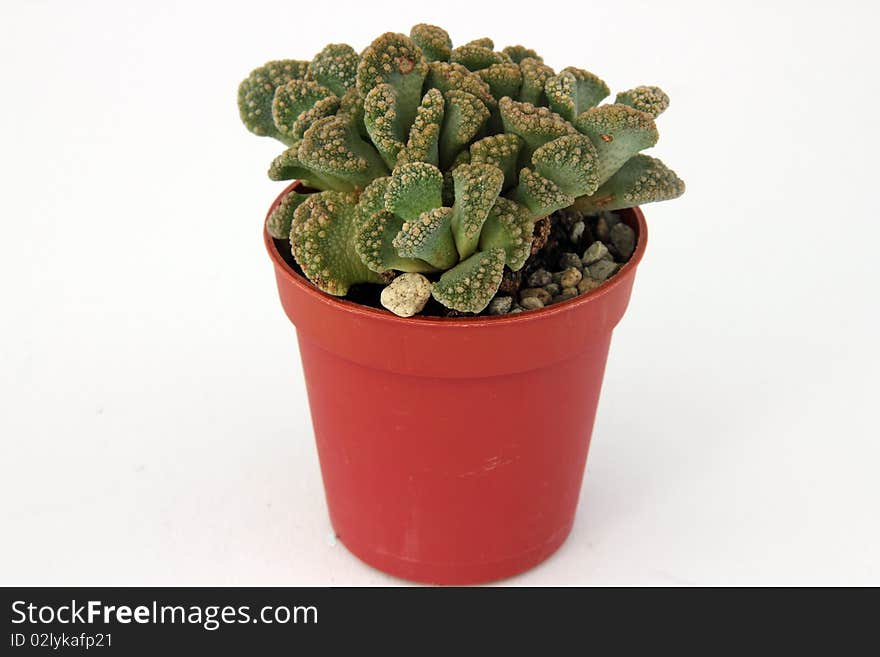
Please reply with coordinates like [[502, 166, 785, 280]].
[[380, 273, 433, 317]]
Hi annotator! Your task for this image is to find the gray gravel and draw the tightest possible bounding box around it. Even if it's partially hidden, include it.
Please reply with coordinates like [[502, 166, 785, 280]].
[[610, 223, 636, 260], [558, 252, 583, 271], [595, 215, 611, 242], [544, 283, 561, 297], [577, 277, 601, 294], [527, 268, 552, 287], [588, 259, 619, 282], [520, 287, 552, 305], [490, 209, 636, 315], [582, 241, 611, 266], [520, 296, 545, 311], [487, 295, 513, 315], [559, 267, 583, 288]]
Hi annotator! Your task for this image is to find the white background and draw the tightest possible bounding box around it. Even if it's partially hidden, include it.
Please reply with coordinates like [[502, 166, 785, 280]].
[[1, 0, 878, 586]]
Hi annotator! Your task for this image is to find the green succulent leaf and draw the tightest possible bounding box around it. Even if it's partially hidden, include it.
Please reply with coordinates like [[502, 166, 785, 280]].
[[291, 191, 383, 295], [357, 33, 428, 135], [384, 161, 444, 221], [574, 154, 685, 212], [293, 96, 341, 140], [469, 133, 524, 190], [271, 79, 335, 143], [357, 175, 391, 217], [615, 85, 670, 118], [478, 197, 534, 271], [477, 63, 522, 101], [531, 134, 599, 197], [450, 45, 506, 71], [267, 144, 343, 190], [355, 184, 436, 274], [337, 88, 367, 137], [425, 61, 496, 109], [499, 97, 577, 161], [267, 189, 310, 239], [518, 57, 554, 105], [450, 163, 504, 259], [268, 143, 308, 181], [397, 88, 445, 166], [363, 83, 407, 168], [431, 248, 506, 313], [298, 115, 389, 190], [511, 167, 574, 218], [393, 207, 458, 270], [451, 149, 472, 168], [238, 60, 309, 141], [410, 24, 452, 62], [307, 43, 359, 96], [443, 150, 476, 205], [544, 67, 609, 121], [353, 175, 434, 272], [439, 89, 490, 169], [502, 45, 542, 64], [573, 104, 659, 185], [465, 37, 495, 50], [443, 151, 471, 207]]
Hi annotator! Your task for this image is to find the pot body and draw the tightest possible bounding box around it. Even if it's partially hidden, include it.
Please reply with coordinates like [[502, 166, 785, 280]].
[[265, 182, 647, 584]]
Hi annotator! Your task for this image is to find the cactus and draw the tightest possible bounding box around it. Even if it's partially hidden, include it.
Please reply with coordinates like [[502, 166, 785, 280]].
[[239, 25, 685, 316]]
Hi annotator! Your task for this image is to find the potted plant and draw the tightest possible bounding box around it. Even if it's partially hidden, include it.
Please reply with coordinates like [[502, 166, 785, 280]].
[[238, 25, 684, 584]]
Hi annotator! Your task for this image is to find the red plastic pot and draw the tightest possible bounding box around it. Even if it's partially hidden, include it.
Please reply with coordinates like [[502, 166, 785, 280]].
[[264, 181, 648, 584]]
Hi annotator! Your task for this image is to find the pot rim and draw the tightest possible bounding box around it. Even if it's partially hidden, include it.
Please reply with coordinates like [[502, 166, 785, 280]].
[[264, 181, 648, 328]]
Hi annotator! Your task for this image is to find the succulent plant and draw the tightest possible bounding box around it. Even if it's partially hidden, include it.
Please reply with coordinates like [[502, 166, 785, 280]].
[[240, 25, 685, 316]]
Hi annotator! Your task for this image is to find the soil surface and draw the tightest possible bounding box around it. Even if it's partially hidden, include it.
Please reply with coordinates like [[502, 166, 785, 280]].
[[273, 206, 634, 317]]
